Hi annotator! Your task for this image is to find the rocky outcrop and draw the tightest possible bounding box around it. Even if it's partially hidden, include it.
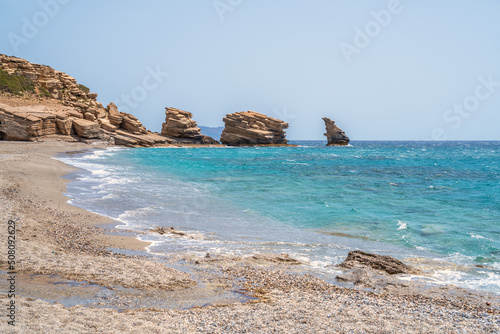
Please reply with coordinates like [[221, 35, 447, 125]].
[[0, 54, 169, 147], [72, 118, 103, 139], [1, 54, 97, 102], [0, 102, 78, 141], [161, 107, 219, 144], [220, 111, 289, 146], [323, 117, 349, 146], [338, 250, 419, 275]]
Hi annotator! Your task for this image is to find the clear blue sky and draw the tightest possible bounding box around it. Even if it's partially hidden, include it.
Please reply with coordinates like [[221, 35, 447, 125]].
[[1, 0, 499, 140]]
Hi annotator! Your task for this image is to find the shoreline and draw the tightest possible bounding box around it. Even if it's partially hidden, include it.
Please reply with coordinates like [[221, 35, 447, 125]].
[[0, 141, 498, 333], [61, 143, 500, 296]]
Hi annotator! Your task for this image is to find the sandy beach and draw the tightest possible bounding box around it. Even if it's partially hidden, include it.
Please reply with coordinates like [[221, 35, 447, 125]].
[[0, 141, 499, 333]]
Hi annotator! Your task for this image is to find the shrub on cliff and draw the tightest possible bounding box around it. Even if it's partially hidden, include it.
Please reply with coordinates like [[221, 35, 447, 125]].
[[78, 84, 89, 93], [39, 87, 52, 98], [0, 69, 35, 95]]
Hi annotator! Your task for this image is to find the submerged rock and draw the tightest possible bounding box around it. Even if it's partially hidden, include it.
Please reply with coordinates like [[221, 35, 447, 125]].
[[220, 111, 289, 146], [251, 253, 302, 265], [161, 107, 220, 145], [323, 117, 350, 146], [151, 226, 186, 236], [338, 250, 419, 275]]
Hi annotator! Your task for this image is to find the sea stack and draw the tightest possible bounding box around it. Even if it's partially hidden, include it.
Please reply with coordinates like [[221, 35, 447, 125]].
[[161, 107, 219, 145], [323, 117, 350, 146], [220, 111, 289, 146]]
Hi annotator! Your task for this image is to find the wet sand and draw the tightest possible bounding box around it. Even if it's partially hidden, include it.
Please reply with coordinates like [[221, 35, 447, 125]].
[[0, 141, 498, 333]]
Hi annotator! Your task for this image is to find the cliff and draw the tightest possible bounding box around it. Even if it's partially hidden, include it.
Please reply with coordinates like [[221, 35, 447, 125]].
[[161, 108, 219, 145], [0, 54, 168, 146], [220, 111, 289, 146], [323, 117, 350, 146]]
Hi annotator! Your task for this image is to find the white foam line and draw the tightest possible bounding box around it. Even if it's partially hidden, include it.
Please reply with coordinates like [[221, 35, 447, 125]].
[[136, 236, 164, 254]]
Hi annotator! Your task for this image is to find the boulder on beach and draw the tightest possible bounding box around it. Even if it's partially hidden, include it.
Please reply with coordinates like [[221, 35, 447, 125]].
[[338, 250, 419, 275]]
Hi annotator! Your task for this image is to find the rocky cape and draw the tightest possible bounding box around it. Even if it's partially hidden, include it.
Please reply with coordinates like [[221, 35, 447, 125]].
[[220, 111, 289, 146], [0, 55, 351, 148], [0, 55, 216, 147]]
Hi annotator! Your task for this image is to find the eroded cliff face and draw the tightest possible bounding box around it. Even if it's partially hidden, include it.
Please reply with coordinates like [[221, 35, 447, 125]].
[[323, 117, 350, 146], [0, 54, 167, 146], [161, 108, 219, 145], [1, 54, 92, 101], [220, 111, 289, 146]]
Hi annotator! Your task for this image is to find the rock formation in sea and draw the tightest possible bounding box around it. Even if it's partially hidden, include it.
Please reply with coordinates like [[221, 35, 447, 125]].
[[220, 111, 289, 146], [161, 107, 220, 144], [323, 117, 350, 146], [0, 54, 168, 146]]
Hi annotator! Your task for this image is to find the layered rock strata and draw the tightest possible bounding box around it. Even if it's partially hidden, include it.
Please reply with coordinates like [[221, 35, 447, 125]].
[[1, 54, 92, 101], [220, 111, 289, 146], [323, 117, 350, 146], [161, 107, 219, 144], [0, 54, 167, 146]]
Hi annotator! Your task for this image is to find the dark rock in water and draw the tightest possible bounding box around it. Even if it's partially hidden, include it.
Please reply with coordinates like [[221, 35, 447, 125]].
[[150, 226, 186, 236], [338, 250, 419, 275], [323, 117, 350, 146]]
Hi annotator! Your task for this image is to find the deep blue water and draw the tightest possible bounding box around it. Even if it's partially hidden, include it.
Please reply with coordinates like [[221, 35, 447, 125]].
[[59, 141, 500, 293]]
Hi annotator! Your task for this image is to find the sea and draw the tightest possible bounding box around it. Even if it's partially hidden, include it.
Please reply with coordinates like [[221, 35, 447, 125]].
[[57, 141, 500, 294]]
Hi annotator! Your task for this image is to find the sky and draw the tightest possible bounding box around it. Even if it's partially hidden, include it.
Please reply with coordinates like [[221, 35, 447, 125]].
[[1, 0, 499, 140]]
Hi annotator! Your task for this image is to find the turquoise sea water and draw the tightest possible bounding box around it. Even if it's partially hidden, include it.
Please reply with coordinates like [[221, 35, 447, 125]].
[[59, 141, 500, 293]]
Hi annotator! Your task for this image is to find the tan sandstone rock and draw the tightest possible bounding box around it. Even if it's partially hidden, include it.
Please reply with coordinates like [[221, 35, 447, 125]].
[[161, 107, 219, 144], [72, 119, 103, 139], [220, 111, 289, 146], [106, 102, 120, 115], [323, 117, 350, 146], [0, 54, 98, 102], [56, 119, 73, 135], [99, 120, 117, 132], [120, 113, 147, 134]]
